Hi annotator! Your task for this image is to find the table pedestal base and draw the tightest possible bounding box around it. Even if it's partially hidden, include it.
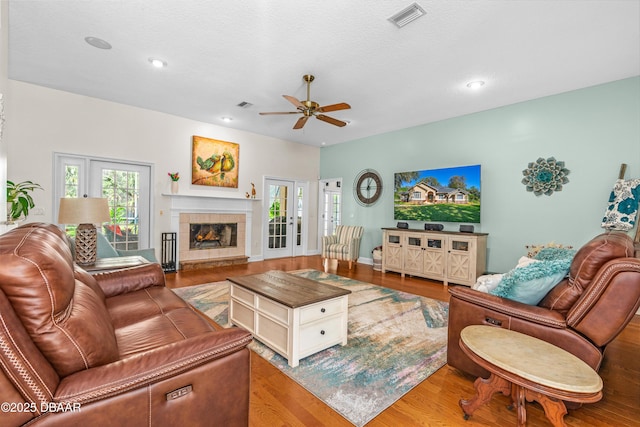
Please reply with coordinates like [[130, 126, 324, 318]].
[[460, 373, 570, 427]]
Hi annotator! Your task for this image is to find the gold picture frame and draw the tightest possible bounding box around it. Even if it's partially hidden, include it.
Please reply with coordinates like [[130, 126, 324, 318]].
[[191, 136, 239, 188]]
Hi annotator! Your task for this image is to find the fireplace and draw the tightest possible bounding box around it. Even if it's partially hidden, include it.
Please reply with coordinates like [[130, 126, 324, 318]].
[[189, 223, 237, 250], [178, 212, 247, 270]]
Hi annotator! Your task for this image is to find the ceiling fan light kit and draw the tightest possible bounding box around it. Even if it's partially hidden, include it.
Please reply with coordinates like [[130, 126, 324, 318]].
[[260, 74, 351, 130]]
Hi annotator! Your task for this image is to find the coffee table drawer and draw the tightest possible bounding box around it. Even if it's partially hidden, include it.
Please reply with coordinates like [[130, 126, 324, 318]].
[[300, 298, 345, 324], [299, 315, 343, 354]]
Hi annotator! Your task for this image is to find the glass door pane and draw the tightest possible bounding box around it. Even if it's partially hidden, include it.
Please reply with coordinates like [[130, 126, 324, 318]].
[[269, 183, 288, 250], [264, 178, 295, 259], [90, 161, 151, 249], [101, 168, 140, 250]]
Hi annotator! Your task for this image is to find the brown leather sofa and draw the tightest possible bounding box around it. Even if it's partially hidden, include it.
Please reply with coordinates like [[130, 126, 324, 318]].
[[448, 232, 640, 379], [0, 223, 252, 426]]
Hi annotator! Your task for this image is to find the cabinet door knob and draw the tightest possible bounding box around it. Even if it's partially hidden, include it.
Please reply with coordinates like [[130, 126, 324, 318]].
[[320, 308, 326, 313], [320, 330, 326, 335]]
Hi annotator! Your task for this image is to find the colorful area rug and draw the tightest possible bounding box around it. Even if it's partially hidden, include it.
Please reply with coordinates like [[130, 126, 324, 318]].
[[172, 269, 449, 426]]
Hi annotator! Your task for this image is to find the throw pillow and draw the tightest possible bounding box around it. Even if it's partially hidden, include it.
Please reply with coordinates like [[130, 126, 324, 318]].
[[489, 257, 573, 305], [534, 247, 576, 261], [472, 257, 537, 293]]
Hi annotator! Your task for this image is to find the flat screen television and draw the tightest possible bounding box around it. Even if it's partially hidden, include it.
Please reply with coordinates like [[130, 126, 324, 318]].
[[394, 164, 481, 223]]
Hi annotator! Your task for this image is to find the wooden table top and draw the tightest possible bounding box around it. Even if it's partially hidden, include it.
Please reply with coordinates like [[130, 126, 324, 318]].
[[227, 270, 351, 308], [460, 325, 602, 394]]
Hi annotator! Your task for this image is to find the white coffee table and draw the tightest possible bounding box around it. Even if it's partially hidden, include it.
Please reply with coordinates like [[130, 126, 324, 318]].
[[228, 270, 351, 367]]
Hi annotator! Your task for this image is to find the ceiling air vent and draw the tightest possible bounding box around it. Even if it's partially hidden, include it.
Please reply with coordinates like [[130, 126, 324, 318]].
[[236, 101, 253, 108], [388, 3, 426, 28]]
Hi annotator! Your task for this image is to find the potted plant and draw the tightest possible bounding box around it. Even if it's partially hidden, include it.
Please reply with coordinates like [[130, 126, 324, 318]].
[[6, 180, 43, 223]]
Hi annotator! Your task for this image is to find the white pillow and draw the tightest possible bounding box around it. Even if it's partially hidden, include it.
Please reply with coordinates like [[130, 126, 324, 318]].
[[472, 274, 504, 293], [471, 257, 539, 293]]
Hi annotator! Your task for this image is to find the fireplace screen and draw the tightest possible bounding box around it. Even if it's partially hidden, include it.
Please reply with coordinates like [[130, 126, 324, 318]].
[[189, 223, 238, 250]]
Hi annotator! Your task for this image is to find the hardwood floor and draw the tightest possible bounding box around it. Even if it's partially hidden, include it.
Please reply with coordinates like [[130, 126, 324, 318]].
[[166, 256, 640, 426]]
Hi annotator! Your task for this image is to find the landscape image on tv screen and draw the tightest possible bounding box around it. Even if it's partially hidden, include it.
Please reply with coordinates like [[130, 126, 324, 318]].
[[394, 164, 481, 223]]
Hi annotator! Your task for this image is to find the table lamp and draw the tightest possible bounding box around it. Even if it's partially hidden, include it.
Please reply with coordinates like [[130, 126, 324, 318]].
[[58, 197, 111, 265]]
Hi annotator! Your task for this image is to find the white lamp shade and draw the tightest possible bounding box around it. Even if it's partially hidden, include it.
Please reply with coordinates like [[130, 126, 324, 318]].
[[58, 198, 111, 225]]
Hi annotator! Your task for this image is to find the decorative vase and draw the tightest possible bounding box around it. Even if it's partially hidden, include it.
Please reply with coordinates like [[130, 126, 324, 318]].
[[171, 181, 179, 194]]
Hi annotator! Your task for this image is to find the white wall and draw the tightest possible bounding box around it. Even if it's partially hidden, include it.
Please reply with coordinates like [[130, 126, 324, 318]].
[[5, 80, 321, 257]]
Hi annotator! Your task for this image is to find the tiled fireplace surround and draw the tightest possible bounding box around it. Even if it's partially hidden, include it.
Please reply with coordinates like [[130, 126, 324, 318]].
[[168, 195, 256, 269]]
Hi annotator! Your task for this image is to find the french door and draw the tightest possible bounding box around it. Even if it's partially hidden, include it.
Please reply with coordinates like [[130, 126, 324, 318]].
[[54, 153, 152, 249], [320, 179, 342, 238], [263, 178, 307, 259], [90, 161, 151, 249]]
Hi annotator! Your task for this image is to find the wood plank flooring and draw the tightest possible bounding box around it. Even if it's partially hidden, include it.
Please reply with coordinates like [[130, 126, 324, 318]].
[[165, 256, 640, 426]]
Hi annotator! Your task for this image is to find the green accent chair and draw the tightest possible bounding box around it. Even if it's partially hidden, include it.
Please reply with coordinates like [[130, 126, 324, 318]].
[[321, 225, 364, 269]]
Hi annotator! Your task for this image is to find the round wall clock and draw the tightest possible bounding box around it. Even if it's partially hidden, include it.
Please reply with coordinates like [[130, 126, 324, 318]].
[[354, 169, 383, 206]]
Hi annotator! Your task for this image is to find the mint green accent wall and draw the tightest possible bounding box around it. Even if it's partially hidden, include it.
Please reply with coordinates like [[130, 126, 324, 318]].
[[320, 77, 640, 273]]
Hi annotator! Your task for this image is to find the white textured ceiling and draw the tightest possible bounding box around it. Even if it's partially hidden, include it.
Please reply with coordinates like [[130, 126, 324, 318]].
[[7, 0, 640, 147]]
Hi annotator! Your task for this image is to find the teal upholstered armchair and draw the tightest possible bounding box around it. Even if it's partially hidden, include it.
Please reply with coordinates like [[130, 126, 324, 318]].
[[322, 225, 364, 269]]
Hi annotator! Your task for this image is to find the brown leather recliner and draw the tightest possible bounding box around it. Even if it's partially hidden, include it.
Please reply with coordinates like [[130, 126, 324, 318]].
[[447, 232, 640, 379], [0, 223, 252, 426]]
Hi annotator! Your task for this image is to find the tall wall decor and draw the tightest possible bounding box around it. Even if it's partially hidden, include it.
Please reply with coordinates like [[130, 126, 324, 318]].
[[191, 136, 239, 188], [601, 178, 640, 231], [521, 157, 570, 196]]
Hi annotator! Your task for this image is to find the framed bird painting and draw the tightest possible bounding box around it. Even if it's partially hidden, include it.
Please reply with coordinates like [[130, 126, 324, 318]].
[[191, 136, 239, 188]]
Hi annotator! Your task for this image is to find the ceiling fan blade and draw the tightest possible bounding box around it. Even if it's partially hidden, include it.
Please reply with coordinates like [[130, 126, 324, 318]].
[[316, 102, 351, 113], [283, 95, 304, 109], [293, 116, 309, 129], [316, 114, 347, 127], [259, 111, 301, 115]]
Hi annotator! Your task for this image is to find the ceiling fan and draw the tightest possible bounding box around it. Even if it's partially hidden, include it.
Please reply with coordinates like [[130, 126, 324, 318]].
[[259, 74, 351, 130]]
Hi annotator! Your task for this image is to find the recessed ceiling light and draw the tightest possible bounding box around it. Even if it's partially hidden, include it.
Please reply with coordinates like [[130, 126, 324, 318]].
[[84, 36, 112, 50], [466, 81, 485, 90], [221, 117, 233, 122], [148, 58, 167, 68]]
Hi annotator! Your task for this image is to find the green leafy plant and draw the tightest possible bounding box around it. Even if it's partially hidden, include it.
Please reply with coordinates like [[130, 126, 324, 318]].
[[6, 180, 43, 222]]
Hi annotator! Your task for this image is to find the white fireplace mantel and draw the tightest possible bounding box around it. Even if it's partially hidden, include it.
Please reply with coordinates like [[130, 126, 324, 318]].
[[164, 193, 260, 213]]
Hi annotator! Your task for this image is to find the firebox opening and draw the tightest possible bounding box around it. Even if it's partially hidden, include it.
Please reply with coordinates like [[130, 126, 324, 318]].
[[189, 223, 238, 250]]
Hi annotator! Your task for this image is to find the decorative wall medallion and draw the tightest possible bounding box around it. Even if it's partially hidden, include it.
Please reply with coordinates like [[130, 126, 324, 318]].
[[522, 157, 570, 196]]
